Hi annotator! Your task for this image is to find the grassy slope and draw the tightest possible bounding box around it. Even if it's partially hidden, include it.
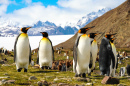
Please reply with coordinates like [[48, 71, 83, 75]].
[[0, 49, 130, 86]]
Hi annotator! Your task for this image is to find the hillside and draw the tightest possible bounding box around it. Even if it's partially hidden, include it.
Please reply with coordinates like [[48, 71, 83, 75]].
[[54, 0, 130, 49]]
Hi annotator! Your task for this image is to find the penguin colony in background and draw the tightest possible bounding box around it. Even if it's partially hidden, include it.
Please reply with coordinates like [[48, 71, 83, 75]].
[[14, 27, 119, 77]]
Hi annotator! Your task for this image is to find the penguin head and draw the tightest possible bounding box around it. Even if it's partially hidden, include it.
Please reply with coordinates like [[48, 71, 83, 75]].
[[105, 34, 113, 40], [40, 32, 48, 37], [78, 27, 91, 34], [110, 38, 115, 43], [88, 33, 98, 38], [21, 27, 31, 33]]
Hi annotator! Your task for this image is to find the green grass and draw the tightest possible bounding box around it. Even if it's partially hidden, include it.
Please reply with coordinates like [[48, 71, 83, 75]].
[[0, 50, 130, 86]]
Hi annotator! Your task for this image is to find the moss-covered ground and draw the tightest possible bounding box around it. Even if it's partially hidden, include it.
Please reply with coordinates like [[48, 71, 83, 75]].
[[0, 48, 130, 86]]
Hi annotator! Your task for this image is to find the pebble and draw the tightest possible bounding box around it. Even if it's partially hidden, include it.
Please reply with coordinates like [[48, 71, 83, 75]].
[[29, 76, 37, 80]]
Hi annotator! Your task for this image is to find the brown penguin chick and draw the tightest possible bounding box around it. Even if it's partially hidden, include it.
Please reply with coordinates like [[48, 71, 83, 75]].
[[66, 60, 70, 68], [58, 61, 63, 71], [51, 62, 57, 70]]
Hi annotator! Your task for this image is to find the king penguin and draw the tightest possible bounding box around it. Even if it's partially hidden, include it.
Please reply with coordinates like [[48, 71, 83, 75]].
[[110, 38, 118, 77], [73, 26, 94, 78], [87, 33, 98, 75], [37, 32, 54, 69], [99, 34, 115, 76], [14, 27, 32, 72]]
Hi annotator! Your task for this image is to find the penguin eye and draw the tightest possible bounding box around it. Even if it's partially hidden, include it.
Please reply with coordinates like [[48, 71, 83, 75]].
[[78, 30, 81, 33]]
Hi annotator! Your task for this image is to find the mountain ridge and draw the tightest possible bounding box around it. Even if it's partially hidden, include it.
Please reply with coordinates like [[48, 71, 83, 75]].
[[0, 8, 110, 37]]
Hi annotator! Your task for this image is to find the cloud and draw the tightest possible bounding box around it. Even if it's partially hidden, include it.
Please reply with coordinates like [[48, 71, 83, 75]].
[[0, 0, 126, 27]]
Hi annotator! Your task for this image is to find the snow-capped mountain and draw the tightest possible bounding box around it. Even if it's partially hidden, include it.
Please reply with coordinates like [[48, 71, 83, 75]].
[[0, 8, 111, 37], [77, 8, 111, 28]]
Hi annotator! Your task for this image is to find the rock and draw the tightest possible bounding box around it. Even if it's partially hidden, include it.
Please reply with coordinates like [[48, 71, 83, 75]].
[[86, 83, 93, 85], [29, 76, 37, 80], [51, 83, 58, 86], [2, 64, 11, 66], [6, 80, 15, 84], [0, 60, 5, 64], [37, 80, 48, 86], [58, 83, 69, 86], [53, 78, 60, 81], [117, 84, 124, 86], [73, 77, 90, 82], [33, 64, 40, 69], [4, 73, 8, 75], [101, 76, 119, 84], [0, 76, 10, 79]]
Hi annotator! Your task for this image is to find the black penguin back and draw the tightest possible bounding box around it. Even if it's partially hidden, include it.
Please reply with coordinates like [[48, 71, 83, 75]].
[[99, 37, 112, 73]]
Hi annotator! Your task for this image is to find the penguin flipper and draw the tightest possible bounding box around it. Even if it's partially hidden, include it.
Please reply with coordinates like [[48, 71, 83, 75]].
[[73, 36, 81, 73], [116, 57, 118, 69], [14, 34, 21, 62], [29, 45, 31, 64], [48, 38, 54, 61], [37, 48, 39, 64], [107, 43, 115, 69], [89, 52, 93, 68]]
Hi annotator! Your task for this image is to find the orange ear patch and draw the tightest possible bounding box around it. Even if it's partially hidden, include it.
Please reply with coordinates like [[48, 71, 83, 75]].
[[78, 30, 81, 33], [88, 34, 90, 37], [21, 28, 22, 31]]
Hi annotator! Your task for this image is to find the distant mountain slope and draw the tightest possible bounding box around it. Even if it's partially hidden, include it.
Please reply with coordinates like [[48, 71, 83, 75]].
[[54, 0, 130, 49], [0, 8, 110, 37]]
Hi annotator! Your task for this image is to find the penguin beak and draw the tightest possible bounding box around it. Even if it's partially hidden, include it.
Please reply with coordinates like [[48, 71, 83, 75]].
[[95, 34, 98, 36], [40, 32, 44, 34], [26, 27, 31, 30], [86, 28, 90, 31]]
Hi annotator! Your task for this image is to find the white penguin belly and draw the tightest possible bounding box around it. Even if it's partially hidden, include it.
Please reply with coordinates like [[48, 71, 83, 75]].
[[16, 37, 30, 68], [76, 35, 90, 74], [39, 39, 52, 67], [91, 41, 98, 69]]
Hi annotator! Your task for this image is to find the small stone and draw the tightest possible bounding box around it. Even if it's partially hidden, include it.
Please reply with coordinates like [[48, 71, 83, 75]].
[[86, 83, 92, 85], [7, 80, 15, 84], [4, 73, 8, 75], [51, 83, 58, 86], [53, 78, 60, 81], [58, 83, 68, 86], [74, 77, 90, 82], [37, 80, 48, 86], [117, 84, 124, 86], [29, 76, 37, 80]]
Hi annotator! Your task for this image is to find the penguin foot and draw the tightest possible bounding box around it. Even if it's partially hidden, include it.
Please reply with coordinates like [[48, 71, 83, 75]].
[[75, 74, 81, 77], [45, 66, 48, 69], [82, 73, 86, 78], [17, 68, 22, 72], [24, 69, 27, 72], [75, 74, 79, 77], [88, 73, 91, 76], [41, 66, 44, 69]]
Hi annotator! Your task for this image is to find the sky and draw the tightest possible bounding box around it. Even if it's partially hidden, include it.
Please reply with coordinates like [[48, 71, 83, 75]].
[[0, 0, 126, 27]]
